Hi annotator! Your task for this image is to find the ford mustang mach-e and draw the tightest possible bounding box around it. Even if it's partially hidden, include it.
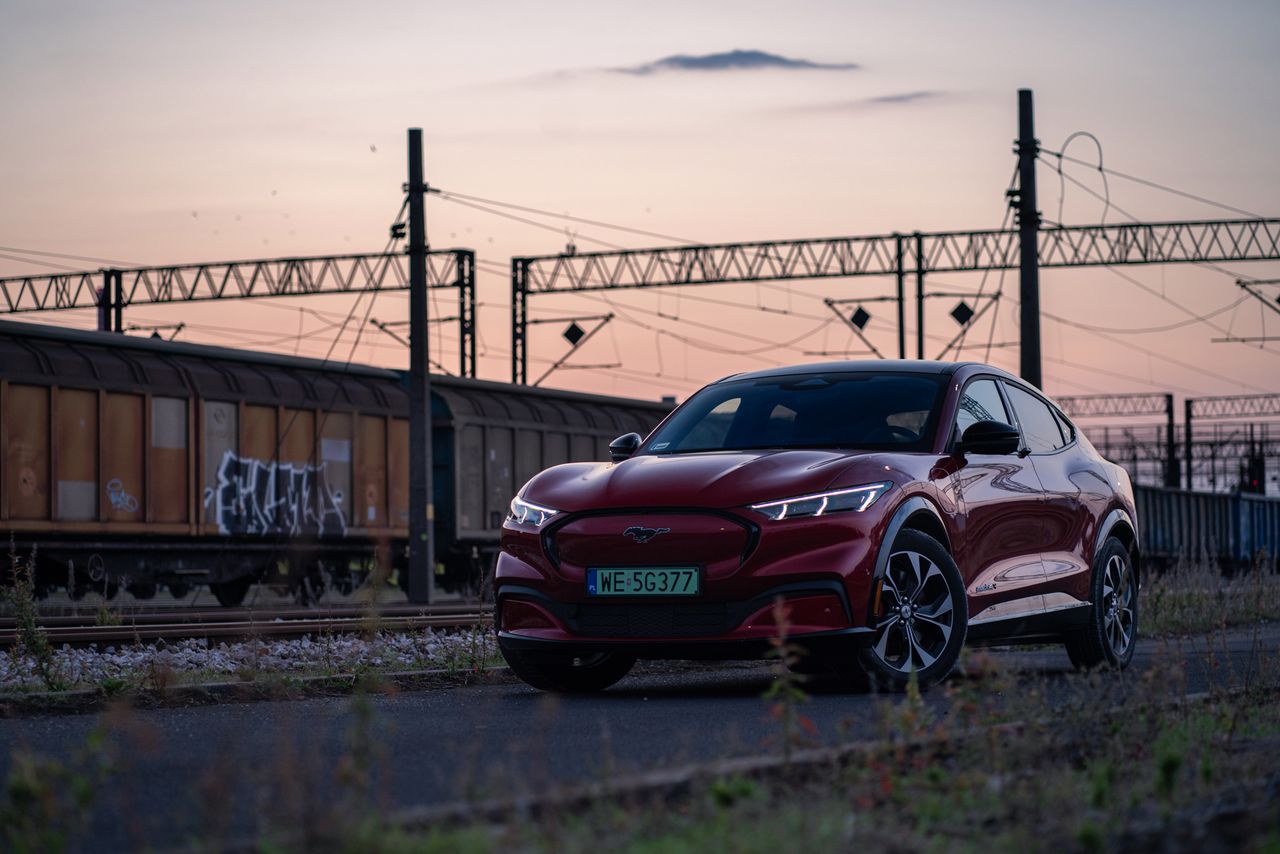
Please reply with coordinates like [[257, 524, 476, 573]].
[[496, 362, 1140, 692]]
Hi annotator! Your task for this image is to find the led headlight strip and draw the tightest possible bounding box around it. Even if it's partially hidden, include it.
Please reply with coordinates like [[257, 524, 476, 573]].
[[508, 496, 560, 526], [750, 482, 891, 521]]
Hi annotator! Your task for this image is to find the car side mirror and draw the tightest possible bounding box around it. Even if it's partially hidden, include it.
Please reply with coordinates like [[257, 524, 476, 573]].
[[609, 432, 642, 462], [957, 420, 1021, 456]]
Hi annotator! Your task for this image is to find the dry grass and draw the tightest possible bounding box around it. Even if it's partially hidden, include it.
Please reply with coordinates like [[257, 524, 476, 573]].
[[1142, 558, 1280, 636]]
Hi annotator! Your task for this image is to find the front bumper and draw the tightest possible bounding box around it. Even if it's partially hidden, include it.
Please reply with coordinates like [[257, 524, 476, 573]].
[[495, 580, 875, 660], [496, 501, 893, 659]]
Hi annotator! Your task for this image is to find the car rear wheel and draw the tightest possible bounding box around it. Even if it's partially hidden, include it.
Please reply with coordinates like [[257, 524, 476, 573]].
[[1065, 537, 1137, 670], [858, 529, 967, 692], [500, 646, 636, 693]]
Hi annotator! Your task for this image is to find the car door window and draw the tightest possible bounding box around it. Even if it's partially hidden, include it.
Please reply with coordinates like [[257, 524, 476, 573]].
[[1004, 384, 1067, 454], [1053, 407, 1075, 443], [955, 379, 1011, 439]]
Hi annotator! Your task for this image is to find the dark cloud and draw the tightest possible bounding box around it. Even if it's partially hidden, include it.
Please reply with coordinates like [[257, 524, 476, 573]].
[[613, 49, 859, 75], [781, 90, 945, 113]]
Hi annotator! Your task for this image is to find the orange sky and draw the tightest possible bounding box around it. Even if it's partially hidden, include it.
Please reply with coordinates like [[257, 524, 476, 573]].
[[2, 0, 1278, 404]]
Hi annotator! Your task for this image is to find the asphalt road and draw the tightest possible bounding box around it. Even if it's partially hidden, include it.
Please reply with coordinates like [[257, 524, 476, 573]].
[[2, 625, 1276, 852]]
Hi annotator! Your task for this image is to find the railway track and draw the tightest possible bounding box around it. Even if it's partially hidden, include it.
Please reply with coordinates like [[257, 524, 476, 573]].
[[0, 604, 491, 647]]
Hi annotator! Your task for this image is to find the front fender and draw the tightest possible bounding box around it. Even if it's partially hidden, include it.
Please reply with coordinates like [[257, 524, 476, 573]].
[[872, 495, 951, 580]]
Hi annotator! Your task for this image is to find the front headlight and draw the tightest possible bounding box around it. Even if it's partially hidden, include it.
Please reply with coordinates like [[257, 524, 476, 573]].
[[508, 496, 560, 526], [750, 482, 891, 521]]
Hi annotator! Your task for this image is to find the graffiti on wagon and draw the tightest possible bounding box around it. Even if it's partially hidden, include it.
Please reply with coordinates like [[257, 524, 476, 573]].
[[203, 451, 347, 537]]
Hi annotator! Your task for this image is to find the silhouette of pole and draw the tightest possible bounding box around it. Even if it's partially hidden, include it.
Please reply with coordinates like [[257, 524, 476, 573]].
[[1164, 393, 1179, 488], [894, 233, 905, 359], [1016, 88, 1042, 387], [915, 232, 925, 360], [1184, 398, 1194, 490], [407, 128, 434, 603]]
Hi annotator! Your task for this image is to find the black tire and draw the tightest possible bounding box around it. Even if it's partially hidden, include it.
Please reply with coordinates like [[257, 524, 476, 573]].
[[500, 645, 636, 693], [857, 529, 968, 692], [211, 577, 252, 608], [1065, 537, 1137, 670]]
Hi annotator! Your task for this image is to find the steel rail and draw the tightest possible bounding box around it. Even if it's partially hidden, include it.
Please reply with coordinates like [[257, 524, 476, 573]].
[[0, 607, 490, 647]]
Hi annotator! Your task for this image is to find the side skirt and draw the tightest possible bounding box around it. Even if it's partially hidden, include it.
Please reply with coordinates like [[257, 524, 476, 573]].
[[966, 602, 1091, 645]]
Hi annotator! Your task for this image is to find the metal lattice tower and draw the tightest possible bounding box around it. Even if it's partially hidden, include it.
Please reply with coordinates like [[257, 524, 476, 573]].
[[510, 218, 1280, 384], [0, 250, 478, 377]]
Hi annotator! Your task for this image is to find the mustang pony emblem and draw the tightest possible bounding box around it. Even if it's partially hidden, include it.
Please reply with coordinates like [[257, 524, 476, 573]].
[[623, 525, 670, 544]]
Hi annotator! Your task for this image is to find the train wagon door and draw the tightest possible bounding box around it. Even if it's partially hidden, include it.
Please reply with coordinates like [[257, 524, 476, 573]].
[[55, 388, 97, 521], [4, 385, 50, 520], [150, 397, 188, 523]]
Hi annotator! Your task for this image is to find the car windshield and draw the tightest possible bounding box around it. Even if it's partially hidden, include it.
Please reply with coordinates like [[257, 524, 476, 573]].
[[643, 372, 946, 454]]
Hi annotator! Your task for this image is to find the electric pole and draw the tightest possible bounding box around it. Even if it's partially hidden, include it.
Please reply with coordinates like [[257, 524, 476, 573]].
[[407, 128, 434, 604], [1015, 88, 1042, 388]]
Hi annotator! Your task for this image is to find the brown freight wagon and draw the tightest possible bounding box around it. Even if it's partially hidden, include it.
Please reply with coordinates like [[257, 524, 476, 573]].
[[0, 319, 669, 604]]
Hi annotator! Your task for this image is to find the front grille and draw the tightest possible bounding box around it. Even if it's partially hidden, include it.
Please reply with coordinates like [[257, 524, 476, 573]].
[[574, 602, 732, 638]]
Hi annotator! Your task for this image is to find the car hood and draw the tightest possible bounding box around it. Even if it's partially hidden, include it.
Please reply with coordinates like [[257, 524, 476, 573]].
[[522, 449, 901, 512]]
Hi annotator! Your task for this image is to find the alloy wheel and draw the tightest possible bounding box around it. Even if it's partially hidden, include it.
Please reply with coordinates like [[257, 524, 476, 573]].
[[1101, 553, 1135, 658], [872, 550, 956, 673]]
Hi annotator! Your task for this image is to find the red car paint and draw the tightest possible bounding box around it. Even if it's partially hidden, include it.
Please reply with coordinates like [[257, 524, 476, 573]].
[[496, 361, 1137, 660]]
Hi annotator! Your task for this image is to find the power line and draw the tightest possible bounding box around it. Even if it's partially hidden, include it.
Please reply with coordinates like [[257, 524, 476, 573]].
[[0, 244, 140, 266], [433, 189, 698, 245], [0, 252, 85, 272], [1042, 149, 1263, 219], [1043, 295, 1250, 334], [433, 194, 627, 250]]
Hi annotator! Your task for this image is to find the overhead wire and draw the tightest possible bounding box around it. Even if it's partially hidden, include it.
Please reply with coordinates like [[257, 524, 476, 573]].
[[433, 194, 628, 250], [0, 252, 86, 272], [1041, 148, 1264, 219], [1043, 151, 1280, 356], [0, 244, 140, 267], [433, 189, 698, 245]]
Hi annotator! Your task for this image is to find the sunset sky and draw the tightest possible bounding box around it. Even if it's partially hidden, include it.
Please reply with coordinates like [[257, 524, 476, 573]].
[[2, 0, 1278, 404]]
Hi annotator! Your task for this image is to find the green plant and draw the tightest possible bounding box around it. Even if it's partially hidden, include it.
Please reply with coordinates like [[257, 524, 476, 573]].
[[3, 541, 65, 691], [93, 599, 122, 628], [0, 727, 113, 853], [708, 775, 758, 809], [761, 597, 815, 767]]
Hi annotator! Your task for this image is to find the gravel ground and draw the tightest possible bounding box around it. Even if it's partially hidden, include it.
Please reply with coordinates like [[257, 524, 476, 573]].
[[0, 627, 496, 691]]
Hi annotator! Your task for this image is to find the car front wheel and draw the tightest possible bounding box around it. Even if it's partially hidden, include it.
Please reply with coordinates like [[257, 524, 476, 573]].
[[858, 529, 968, 692]]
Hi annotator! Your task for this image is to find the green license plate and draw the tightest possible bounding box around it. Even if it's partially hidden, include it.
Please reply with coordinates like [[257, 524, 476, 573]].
[[587, 567, 700, 597]]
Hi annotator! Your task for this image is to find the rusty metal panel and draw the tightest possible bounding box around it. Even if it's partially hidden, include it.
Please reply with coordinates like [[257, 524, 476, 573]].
[[102, 393, 143, 523], [515, 428, 543, 489], [241, 405, 277, 462], [319, 411, 352, 531], [150, 397, 188, 523], [356, 415, 386, 528], [279, 409, 315, 465], [388, 418, 409, 530], [202, 401, 238, 525], [542, 432, 569, 469], [4, 384, 50, 520], [485, 426, 514, 531], [55, 388, 97, 521], [570, 433, 596, 463], [459, 424, 484, 533]]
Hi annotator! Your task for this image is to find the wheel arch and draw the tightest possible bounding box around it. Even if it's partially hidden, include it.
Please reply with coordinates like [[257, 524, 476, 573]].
[[1098, 507, 1141, 587], [873, 495, 953, 580]]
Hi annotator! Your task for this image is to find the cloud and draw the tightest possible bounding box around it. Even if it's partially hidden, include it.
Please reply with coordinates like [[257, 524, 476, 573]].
[[779, 90, 945, 114], [611, 49, 859, 76]]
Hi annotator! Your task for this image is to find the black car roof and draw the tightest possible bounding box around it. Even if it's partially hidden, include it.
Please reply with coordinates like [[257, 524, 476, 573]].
[[716, 360, 1014, 383]]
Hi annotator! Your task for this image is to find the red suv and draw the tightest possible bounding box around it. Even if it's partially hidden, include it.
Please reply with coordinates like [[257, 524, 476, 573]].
[[496, 362, 1140, 692]]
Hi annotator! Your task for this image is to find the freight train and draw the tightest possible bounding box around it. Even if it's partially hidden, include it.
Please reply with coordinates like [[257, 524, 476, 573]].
[[1133, 485, 1280, 569], [0, 318, 669, 605]]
